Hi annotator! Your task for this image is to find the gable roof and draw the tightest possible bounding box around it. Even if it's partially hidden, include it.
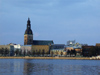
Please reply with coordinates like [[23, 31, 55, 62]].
[[33, 40, 54, 45]]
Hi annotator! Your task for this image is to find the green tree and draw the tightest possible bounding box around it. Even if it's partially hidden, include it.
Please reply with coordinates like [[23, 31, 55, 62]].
[[35, 50, 38, 56], [89, 47, 96, 57], [55, 51, 58, 55], [67, 50, 70, 56], [38, 50, 41, 56], [15, 49, 19, 56], [27, 51, 31, 56], [0, 49, 3, 56], [42, 49, 45, 56], [1, 48, 4, 56], [73, 49, 76, 56], [29, 51, 31, 56], [32, 50, 35, 56], [51, 51, 53, 56], [23, 50, 26, 56], [19, 49, 22, 56], [70, 50, 73, 56], [5, 48, 9, 56], [61, 51, 63, 56]]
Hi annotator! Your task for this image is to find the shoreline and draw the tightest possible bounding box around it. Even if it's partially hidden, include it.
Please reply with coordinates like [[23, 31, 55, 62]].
[[0, 57, 92, 60]]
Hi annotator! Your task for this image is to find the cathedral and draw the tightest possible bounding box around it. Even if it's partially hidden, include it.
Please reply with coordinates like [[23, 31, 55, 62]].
[[24, 18, 54, 45]]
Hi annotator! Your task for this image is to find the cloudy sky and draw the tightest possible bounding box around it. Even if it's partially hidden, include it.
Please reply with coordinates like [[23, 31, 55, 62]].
[[0, 0, 100, 45]]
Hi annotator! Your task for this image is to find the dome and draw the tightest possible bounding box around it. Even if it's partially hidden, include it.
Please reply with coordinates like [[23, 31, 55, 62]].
[[25, 29, 33, 35]]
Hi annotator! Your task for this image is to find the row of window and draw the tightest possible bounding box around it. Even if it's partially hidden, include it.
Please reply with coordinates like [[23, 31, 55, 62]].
[[0, 48, 8, 50]]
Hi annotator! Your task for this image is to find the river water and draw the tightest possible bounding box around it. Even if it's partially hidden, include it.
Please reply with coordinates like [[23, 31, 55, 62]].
[[0, 59, 100, 75]]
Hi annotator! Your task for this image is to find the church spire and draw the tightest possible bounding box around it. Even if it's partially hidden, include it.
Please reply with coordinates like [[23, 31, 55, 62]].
[[25, 18, 33, 35], [27, 18, 31, 29], [27, 17, 30, 23]]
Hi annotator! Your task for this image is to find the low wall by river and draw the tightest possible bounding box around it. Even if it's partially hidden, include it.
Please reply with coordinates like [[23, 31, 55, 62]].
[[0, 57, 90, 60]]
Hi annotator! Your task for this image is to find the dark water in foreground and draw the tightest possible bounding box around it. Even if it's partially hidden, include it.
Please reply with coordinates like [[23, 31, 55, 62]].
[[0, 59, 100, 75]]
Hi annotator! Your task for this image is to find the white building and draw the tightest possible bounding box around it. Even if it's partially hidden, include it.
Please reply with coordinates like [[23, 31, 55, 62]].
[[21, 45, 32, 55], [8, 43, 21, 51], [14, 44, 21, 51]]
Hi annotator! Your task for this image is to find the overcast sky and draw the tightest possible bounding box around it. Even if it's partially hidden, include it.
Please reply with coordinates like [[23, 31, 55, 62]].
[[0, 0, 100, 45]]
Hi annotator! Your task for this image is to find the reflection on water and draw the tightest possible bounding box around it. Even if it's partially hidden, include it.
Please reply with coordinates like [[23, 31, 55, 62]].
[[0, 59, 100, 75], [23, 60, 54, 75]]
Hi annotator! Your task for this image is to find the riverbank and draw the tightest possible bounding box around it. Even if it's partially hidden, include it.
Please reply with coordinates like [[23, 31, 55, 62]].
[[0, 57, 91, 60]]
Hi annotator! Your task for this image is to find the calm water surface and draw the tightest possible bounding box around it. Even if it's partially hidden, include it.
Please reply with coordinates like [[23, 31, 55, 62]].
[[0, 59, 100, 75]]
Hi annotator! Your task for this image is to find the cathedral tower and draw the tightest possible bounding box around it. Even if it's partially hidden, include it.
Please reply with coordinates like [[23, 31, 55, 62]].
[[24, 18, 33, 45]]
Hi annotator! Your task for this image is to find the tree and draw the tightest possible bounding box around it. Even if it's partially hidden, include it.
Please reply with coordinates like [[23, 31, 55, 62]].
[[35, 50, 38, 56], [37, 50, 41, 56], [29, 51, 31, 56], [67, 50, 70, 56], [42, 49, 45, 56], [32, 50, 35, 56], [55, 51, 58, 55], [5, 48, 9, 56], [0, 49, 3, 56], [61, 51, 63, 56], [19, 49, 22, 56], [51, 51, 53, 56], [89, 47, 96, 57], [1, 48, 4, 56], [70, 50, 73, 56], [27, 51, 31, 56], [15, 49, 19, 56], [73, 49, 76, 56], [23, 50, 26, 56]]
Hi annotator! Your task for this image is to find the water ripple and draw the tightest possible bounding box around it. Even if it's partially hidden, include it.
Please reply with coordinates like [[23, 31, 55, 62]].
[[0, 59, 100, 75]]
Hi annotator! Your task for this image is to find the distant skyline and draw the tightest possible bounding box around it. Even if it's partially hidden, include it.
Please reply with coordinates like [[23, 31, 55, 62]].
[[0, 0, 100, 45]]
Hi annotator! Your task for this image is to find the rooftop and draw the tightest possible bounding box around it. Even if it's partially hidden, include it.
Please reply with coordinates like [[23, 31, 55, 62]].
[[33, 40, 54, 45]]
